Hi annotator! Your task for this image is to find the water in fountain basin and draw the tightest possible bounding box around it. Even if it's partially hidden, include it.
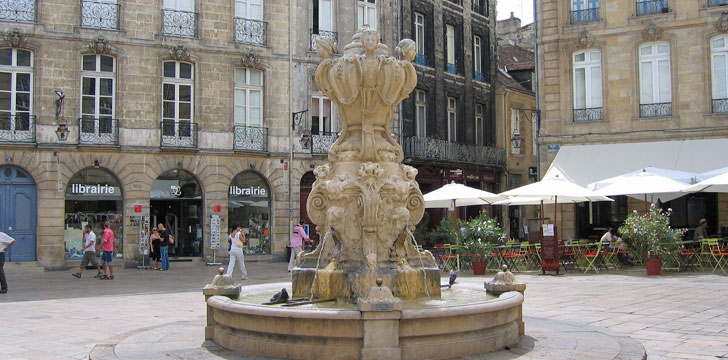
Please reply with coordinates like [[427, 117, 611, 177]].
[[406, 228, 431, 299], [309, 230, 331, 301]]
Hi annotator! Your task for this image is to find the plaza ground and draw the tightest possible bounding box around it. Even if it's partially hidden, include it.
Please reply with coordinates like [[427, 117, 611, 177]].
[[1, 261, 727, 359]]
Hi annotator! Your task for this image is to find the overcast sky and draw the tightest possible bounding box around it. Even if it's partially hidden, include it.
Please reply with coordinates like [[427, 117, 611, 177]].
[[497, 0, 534, 25]]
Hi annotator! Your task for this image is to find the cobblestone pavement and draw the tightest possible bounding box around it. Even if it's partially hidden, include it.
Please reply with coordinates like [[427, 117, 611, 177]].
[[1, 262, 727, 359]]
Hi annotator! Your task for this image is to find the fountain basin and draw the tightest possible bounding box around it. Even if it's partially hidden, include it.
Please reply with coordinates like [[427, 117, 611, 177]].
[[206, 282, 524, 360]]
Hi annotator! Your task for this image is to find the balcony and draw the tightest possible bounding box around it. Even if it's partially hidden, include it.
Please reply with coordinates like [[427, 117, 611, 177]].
[[573, 107, 603, 122], [81, 0, 119, 30], [636, 0, 668, 16], [160, 120, 197, 148], [570, 8, 599, 24], [234, 125, 268, 152], [402, 136, 506, 167], [0, 114, 35, 143], [310, 29, 337, 51], [474, 71, 485, 82], [640, 102, 672, 118], [709, 0, 728, 6], [310, 131, 338, 155], [234, 18, 266, 46], [162, 9, 197, 38], [79, 117, 118, 146], [415, 53, 427, 66], [0, 0, 35, 23], [446, 63, 457, 75], [712, 98, 728, 113]]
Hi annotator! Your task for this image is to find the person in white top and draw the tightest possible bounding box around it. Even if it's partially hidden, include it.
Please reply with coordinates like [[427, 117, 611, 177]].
[[73, 224, 104, 279], [0, 231, 16, 294], [227, 224, 248, 280]]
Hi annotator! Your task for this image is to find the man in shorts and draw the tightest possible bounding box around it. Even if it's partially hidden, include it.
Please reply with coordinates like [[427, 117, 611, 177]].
[[72, 224, 103, 279], [99, 221, 116, 280]]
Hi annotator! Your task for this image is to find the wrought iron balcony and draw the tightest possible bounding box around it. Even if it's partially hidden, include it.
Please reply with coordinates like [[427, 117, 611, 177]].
[[402, 136, 506, 167], [160, 120, 197, 148], [162, 9, 197, 38], [640, 102, 672, 118], [0, 0, 35, 23], [310, 29, 337, 51], [475, 71, 485, 82], [446, 63, 458, 75], [79, 117, 118, 146], [709, 0, 728, 6], [234, 18, 266, 46], [311, 131, 338, 155], [81, 0, 119, 30], [570, 8, 599, 24], [415, 53, 427, 66], [234, 125, 268, 152], [712, 98, 728, 113], [0, 114, 34, 143], [573, 107, 603, 122], [636, 0, 668, 16]]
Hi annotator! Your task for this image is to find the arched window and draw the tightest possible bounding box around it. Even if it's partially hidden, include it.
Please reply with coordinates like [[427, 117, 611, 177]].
[[639, 42, 672, 117], [0, 48, 33, 140], [229, 171, 271, 254], [711, 35, 728, 113], [572, 49, 602, 121]]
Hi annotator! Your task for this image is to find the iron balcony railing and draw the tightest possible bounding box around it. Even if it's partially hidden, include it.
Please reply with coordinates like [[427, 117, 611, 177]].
[[0, 0, 35, 23], [415, 53, 427, 66], [573, 107, 603, 122], [636, 0, 668, 16], [640, 102, 672, 118], [402, 136, 506, 167], [310, 29, 337, 51], [712, 98, 728, 113], [475, 71, 485, 82], [233, 125, 268, 152], [570, 8, 600, 24], [0, 114, 34, 143], [446, 63, 458, 75], [709, 0, 728, 6], [160, 120, 197, 148], [162, 9, 197, 38], [79, 117, 118, 146], [234, 18, 266, 46], [81, 0, 120, 30], [311, 131, 338, 155]]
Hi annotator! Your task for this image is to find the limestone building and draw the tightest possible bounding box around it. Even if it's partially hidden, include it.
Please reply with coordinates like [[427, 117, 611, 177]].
[[536, 0, 728, 239], [496, 11, 535, 49]]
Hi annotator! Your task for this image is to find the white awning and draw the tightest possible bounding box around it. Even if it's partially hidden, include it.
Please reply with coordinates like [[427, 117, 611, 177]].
[[544, 139, 728, 188]]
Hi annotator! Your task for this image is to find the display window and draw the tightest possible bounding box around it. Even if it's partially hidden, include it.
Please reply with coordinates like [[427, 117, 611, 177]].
[[64, 167, 123, 259], [229, 171, 271, 254]]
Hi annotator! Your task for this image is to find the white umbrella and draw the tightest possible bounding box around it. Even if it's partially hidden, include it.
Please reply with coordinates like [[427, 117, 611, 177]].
[[694, 167, 728, 183], [683, 171, 728, 193], [423, 182, 503, 209], [591, 168, 692, 207]]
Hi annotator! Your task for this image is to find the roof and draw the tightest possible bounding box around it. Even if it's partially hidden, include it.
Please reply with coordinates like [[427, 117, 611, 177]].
[[497, 69, 533, 94], [498, 44, 534, 72]]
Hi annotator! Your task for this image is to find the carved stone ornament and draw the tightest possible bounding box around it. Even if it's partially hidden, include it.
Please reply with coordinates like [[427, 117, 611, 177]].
[[716, 12, 728, 33], [3, 29, 28, 48], [169, 45, 191, 61], [577, 30, 594, 49], [642, 23, 663, 41], [240, 52, 260, 68], [87, 37, 112, 54]]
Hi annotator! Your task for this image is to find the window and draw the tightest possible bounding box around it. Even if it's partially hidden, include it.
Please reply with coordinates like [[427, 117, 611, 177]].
[[313, 0, 332, 33], [474, 35, 483, 81], [415, 89, 426, 138], [235, 0, 262, 20], [639, 42, 672, 117], [711, 35, 728, 113], [510, 109, 522, 154], [446, 25, 456, 74], [311, 77, 333, 135], [0, 48, 33, 136], [357, 0, 377, 31], [414, 12, 426, 66], [475, 104, 484, 145], [81, 0, 119, 30], [472, 0, 488, 17], [162, 61, 194, 139], [447, 97, 457, 142], [234, 68, 263, 127], [572, 50, 602, 121], [162, 0, 196, 37], [571, 0, 599, 24], [80, 55, 115, 142], [636, 0, 668, 16], [234, 0, 265, 45]]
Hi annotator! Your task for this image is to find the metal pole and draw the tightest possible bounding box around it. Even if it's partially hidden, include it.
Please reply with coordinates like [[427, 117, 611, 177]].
[[288, 0, 294, 259]]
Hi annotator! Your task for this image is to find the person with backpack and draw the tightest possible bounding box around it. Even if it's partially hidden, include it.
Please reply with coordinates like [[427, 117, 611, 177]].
[[227, 224, 248, 280]]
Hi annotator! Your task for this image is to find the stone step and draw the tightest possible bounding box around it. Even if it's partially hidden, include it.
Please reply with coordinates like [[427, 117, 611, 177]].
[[3, 261, 46, 274]]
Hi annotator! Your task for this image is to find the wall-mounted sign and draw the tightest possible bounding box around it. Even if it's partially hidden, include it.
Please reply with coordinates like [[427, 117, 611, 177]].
[[214, 204, 221, 212], [547, 144, 560, 153], [134, 205, 142, 213], [229, 185, 267, 197], [70, 183, 115, 195], [170, 185, 182, 197]]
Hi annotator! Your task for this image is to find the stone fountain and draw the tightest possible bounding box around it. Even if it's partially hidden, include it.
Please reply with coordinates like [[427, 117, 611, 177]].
[[205, 30, 524, 360]]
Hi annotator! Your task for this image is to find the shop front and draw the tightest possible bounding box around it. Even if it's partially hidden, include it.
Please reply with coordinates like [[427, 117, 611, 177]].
[[150, 169, 203, 257], [64, 167, 123, 260], [229, 171, 271, 255]]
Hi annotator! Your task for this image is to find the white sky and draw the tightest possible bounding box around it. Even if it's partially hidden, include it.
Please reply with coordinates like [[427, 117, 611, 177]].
[[496, 0, 534, 25]]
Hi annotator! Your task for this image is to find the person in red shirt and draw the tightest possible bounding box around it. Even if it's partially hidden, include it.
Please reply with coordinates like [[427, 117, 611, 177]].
[[99, 221, 116, 280]]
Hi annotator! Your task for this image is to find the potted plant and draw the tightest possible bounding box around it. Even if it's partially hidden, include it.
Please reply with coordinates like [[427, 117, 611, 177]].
[[618, 204, 685, 275], [464, 213, 504, 275]]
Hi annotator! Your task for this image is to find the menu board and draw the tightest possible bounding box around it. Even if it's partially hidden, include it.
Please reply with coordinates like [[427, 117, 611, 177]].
[[541, 224, 560, 274]]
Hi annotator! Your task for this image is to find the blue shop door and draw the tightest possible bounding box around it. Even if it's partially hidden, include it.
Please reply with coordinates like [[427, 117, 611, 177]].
[[0, 166, 37, 261]]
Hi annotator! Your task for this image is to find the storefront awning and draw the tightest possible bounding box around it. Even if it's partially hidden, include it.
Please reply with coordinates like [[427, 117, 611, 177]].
[[544, 139, 728, 187]]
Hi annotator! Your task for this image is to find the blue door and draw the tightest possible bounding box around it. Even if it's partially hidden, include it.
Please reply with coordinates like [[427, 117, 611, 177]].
[[0, 165, 37, 261]]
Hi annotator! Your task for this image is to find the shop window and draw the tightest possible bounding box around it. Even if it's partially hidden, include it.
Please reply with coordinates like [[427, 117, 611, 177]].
[[229, 171, 271, 255]]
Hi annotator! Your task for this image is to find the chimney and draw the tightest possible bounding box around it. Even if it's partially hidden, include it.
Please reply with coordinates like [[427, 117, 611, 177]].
[[510, 12, 515, 18]]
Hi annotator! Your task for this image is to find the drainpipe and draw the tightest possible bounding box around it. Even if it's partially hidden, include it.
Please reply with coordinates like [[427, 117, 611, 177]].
[[288, 0, 294, 257], [533, 0, 541, 179]]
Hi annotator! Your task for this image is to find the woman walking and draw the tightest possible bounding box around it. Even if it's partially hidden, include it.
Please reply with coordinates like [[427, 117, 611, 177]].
[[227, 224, 248, 280], [288, 220, 309, 272]]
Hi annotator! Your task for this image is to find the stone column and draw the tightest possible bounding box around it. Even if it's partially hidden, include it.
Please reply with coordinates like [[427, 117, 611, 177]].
[[358, 279, 404, 360]]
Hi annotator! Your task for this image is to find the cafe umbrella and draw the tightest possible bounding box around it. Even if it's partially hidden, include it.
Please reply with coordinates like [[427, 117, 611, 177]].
[[590, 168, 692, 212]]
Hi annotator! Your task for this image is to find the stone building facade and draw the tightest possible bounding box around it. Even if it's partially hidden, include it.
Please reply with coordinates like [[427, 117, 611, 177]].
[[496, 12, 535, 49], [536, 0, 728, 239]]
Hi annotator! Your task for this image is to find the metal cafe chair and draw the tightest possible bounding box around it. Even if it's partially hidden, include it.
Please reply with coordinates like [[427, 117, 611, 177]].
[[707, 238, 728, 274], [583, 242, 602, 273]]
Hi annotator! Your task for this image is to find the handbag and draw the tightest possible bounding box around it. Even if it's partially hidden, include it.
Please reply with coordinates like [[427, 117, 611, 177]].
[[234, 233, 244, 248], [168, 233, 175, 245]]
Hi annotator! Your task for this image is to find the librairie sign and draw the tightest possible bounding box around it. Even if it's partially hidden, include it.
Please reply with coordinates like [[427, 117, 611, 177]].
[[70, 183, 116, 195], [229, 185, 267, 197]]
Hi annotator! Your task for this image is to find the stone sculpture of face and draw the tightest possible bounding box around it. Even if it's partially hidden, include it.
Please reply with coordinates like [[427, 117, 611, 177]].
[[361, 30, 378, 54]]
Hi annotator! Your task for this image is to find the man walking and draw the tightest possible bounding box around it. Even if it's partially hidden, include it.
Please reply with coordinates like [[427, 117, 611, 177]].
[[158, 223, 171, 271], [288, 220, 309, 272], [72, 224, 103, 279], [99, 222, 115, 280], [0, 231, 16, 294]]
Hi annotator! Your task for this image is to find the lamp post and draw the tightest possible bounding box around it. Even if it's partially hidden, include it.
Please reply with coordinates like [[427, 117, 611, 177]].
[[289, 109, 308, 255]]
